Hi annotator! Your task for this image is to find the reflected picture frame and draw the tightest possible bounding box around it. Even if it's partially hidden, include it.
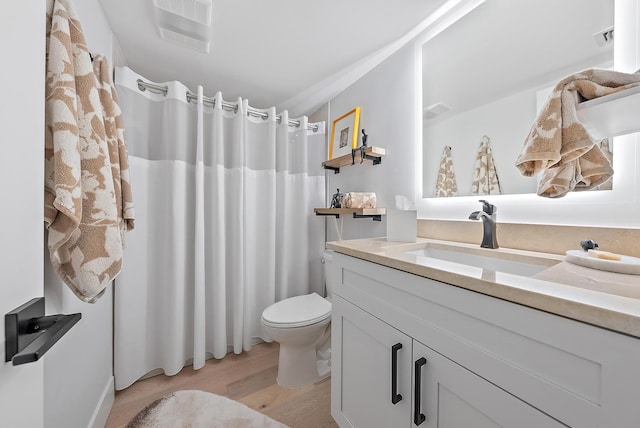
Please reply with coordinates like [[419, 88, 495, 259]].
[[329, 107, 361, 160]]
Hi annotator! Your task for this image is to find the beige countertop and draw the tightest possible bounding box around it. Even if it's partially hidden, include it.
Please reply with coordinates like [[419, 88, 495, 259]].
[[327, 238, 640, 339]]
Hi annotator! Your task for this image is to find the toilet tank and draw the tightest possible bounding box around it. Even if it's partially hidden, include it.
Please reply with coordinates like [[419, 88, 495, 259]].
[[322, 250, 334, 298]]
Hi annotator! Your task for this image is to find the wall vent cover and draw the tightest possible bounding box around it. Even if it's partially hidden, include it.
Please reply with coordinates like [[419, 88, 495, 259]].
[[424, 102, 452, 119], [153, 0, 212, 53], [158, 28, 210, 53], [593, 26, 614, 48], [153, 0, 212, 25]]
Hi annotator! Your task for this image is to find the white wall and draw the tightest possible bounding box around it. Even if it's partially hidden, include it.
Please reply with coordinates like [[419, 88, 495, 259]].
[[0, 2, 46, 427], [325, 43, 417, 241], [43, 1, 121, 427]]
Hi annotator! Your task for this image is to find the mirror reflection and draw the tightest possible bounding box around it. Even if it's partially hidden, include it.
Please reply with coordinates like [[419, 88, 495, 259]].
[[422, 0, 614, 198]]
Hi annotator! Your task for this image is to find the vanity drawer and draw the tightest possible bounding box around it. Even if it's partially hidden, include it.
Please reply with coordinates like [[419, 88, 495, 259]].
[[332, 252, 640, 428]]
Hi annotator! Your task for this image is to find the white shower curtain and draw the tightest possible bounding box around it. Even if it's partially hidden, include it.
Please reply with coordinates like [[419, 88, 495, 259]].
[[113, 67, 326, 390]]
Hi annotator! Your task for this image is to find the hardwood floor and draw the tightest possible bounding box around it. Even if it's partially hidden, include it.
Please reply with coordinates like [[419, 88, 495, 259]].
[[105, 342, 338, 428]]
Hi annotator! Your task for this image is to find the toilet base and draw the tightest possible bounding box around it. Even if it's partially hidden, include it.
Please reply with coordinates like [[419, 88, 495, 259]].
[[276, 343, 330, 388]]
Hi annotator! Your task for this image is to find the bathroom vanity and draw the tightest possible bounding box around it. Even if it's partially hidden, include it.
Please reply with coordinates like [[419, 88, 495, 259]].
[[328, 238, 640, 428]]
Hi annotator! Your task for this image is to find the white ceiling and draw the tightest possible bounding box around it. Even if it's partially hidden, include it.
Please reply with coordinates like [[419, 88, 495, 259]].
[[99, 0, 450, 113], [422, 0, 615, 120]]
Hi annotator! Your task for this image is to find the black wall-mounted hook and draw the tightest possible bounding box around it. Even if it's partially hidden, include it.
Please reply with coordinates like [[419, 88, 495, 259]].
[[5, 298, 81, 365]]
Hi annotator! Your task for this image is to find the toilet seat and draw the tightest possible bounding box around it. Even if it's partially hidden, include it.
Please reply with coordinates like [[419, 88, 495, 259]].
[[262, 293, 331, 328]]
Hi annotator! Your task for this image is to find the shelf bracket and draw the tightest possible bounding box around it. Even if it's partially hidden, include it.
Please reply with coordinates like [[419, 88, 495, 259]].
[[353, 213, 382, 221], [365, 154, 382, 165], [351, 149, 383, 167], [315, 212, 341, 218], [5, 297, 81, 366], [323, 165, 340, 174]]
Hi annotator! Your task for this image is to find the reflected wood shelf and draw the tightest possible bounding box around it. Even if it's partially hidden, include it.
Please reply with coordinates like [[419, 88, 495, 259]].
[[314, 207, 386, 221], [577, 84, 640, 140], [322, 146, 386, 174]]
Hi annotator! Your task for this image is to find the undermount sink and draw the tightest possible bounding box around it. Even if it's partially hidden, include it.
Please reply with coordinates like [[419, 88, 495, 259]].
[[404, 246, 558, 277]]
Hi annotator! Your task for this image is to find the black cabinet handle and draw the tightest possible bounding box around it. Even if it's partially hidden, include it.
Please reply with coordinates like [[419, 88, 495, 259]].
[[391, 343, 403, 404], [414, 357, 427, 426]]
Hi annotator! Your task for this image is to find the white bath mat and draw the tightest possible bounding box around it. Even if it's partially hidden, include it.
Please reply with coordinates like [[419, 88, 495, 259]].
[[127, 390, 289, 428]]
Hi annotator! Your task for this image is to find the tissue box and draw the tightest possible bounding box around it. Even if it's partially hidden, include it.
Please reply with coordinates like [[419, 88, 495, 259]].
[[386, 209, 417, 242]]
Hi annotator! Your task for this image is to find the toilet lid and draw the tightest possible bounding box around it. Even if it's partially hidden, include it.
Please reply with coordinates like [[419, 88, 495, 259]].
[[262, 292, 331, 328]]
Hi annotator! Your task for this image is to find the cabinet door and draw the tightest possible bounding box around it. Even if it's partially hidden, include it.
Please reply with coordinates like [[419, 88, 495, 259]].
[[332, 295, 413, 428], [413, 341, 566, 428]]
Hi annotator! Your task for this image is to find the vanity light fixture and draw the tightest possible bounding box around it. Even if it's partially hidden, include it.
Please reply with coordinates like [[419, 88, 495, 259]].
[[153, 0, 213, 53]]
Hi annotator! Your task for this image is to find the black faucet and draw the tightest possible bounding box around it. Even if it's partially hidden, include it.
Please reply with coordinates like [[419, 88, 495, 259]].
[[468, 200, 498, 249]]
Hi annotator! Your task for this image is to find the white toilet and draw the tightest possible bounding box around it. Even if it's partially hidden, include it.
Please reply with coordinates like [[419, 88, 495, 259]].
[[261, 250, 334, 388]]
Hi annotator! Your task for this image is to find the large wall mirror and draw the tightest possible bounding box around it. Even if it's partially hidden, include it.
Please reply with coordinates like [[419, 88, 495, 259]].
[[421, 0, 615, 198]]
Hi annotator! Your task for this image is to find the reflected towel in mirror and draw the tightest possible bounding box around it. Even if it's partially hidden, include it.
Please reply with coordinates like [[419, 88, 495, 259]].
[[435, 145, 458, 197], [514, 68, 640, 198], [471, 135, 502, 195]]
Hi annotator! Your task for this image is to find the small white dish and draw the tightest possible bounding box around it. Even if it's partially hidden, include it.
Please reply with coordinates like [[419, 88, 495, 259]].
[[565, 250, 640, 275]]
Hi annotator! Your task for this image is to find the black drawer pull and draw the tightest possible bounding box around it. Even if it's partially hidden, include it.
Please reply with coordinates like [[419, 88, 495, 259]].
[[391, 343, 403, 404], [414, 357, 427, 426]]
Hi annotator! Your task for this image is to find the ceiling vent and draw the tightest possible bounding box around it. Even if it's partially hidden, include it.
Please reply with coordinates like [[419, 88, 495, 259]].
[[424, 102, 452, 119], [153, 0, 212, 53], [593, 26, 614, 48]]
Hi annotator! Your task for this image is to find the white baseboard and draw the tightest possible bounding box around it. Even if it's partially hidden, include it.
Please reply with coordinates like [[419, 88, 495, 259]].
[[88, 375, 114, 428]]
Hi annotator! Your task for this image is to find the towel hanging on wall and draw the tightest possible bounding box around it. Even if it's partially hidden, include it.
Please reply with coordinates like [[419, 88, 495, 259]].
[[44, 0, 133, 302], [434, 145, 458, 197], [471, 135, 502, 195], [93, 54, 136, 236], [514, 68, 640, 198]]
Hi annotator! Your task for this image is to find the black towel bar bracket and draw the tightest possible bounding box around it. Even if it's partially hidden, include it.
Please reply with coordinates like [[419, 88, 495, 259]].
[[5, 297, 81, 366]]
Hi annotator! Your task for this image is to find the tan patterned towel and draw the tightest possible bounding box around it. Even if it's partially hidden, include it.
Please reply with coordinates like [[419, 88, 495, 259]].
[[93, 55, 135, 235], [594, 138, 613, 191], [435, 145, 458, 197], [45, 0, 131, 302], [471, 136, 502, 195], [515, 68, 640, 198]]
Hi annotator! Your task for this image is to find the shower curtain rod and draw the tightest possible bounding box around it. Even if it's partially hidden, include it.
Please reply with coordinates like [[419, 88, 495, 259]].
[[136, 79, 318, 132]]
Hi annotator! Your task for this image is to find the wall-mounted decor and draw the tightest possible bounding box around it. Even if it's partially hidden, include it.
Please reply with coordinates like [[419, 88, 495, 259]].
[[329, 106, 361, 160]]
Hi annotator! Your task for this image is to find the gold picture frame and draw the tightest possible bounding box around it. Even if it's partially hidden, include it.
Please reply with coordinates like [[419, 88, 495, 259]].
[[329, 107, 361, 160]]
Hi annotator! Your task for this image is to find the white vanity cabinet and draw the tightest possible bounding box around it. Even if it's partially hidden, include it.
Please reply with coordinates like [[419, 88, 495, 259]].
[[414, 340, 564, 428], [332, 296, 563, 428], [330, 252, 640, 428], [331, 295, 412, 427]]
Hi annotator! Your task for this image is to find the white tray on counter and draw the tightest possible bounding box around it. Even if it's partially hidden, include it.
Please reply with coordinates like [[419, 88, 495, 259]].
[[565, 250, 640, 275]]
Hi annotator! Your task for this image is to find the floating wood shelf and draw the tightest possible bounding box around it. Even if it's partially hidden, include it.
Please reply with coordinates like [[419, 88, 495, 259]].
[[322, 146, 386, 174], [314, 207, 386, 221], [576, 85, 640, 140]]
